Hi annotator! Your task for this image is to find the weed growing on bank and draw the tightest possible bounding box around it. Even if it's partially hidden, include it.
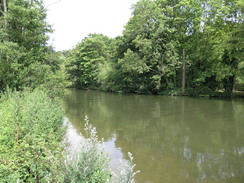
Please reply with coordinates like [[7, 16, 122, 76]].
[[117, 152, 140, 183], [0, 89, 65, 182], [0, 89, 139, 182], [64, 117, 112, 183], [64, 116, 140, 183]]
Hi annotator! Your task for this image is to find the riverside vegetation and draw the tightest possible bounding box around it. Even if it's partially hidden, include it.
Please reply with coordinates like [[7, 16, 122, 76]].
[[66, 0, 244, 96], [0, 0, 243, 95], [0, 89, 139, 182], [64, 117, 140, 183], [0, 0, 138, 182], [0, 89, 65, 182], [0, 0, 243, 182]]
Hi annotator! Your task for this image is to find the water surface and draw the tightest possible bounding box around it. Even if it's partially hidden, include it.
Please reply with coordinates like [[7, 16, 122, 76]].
[[63, 89, 244, 183]]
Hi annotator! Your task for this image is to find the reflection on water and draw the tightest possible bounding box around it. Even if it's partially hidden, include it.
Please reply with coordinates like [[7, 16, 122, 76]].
[[103, 135, 124, 175], [63, 117, 84, 157], [63, 89, 244, 183]]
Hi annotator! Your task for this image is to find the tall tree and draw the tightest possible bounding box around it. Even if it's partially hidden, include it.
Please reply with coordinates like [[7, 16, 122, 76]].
[[66, 0, 243, 96], [67, 34, 113, 89], [0, 0, 68, 92], [114, 0, 180, 94]]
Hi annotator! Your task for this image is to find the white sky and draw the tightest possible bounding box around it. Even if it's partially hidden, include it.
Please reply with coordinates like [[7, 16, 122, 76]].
[[43, 0, 139, 51]]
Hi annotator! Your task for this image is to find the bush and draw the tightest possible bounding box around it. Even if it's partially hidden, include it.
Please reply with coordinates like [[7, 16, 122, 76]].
[[0, 89, 65, 182], [64, 117, 140, 183], [0, 90, 139, 182], [64, 117, 112, 183]]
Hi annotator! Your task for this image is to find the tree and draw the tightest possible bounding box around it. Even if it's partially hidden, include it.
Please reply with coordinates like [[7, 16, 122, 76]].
[[157, 0, 243, 96], [0, 0, 68, 93], [65, 0, 243, 96], [203, 0, 244, 95], [67, 34, 113, 89], [113, 0, 180, 94]]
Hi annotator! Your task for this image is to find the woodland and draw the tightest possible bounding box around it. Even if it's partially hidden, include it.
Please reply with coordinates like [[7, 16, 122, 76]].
[[0, 0, 243, 96]]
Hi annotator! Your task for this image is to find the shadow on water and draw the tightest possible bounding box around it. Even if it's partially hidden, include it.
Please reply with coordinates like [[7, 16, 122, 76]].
[[63, 89, 244, 183]]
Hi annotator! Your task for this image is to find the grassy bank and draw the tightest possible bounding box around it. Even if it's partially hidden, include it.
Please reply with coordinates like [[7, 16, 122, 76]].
[[0, 89, 139, 182], [0, 89, 65, 182]]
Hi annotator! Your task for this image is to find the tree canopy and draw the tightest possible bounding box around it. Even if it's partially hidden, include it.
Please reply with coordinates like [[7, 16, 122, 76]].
[[0, 0, 69, 94], [1, 0, 243, 96], [67, 0, 244, 96]]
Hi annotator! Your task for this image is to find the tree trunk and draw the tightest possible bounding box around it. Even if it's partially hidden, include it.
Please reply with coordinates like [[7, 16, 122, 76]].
[[3, 0, 8, 37], [3, 0, 7, 13], [182, 48, 186, 95], [223, 76, 235, 96]]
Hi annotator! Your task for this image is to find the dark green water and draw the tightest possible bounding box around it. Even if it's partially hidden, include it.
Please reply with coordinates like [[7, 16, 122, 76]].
[[63, 89, 244, 183]]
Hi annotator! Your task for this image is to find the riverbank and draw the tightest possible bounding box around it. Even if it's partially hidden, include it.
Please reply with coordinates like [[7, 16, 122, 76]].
[[233, 91, 244, 97], [73, 86, 244, 98], [0, 89, 138, 182], [0, 89, 64, 182]]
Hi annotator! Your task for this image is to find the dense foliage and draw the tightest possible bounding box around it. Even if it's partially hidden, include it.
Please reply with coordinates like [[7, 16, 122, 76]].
[[0, 0, 69, 94], [0, 89, 65, 182], [0, 90, 139, 182], [66, 34, 114, 89], [0, 0, 68, 181], [0, 0, 141, 182], [67, 0, 244, 96], [0, 0, 242, 181]]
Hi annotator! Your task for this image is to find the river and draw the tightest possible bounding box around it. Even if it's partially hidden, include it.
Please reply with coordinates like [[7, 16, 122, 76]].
[[63, 89, 244, 183]]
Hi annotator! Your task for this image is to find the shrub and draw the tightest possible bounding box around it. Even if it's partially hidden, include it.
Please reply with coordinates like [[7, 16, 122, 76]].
[[0, 90, 139, 182], [64, 117, 112, 183], [64, 116, 140, 183], [0, 89, 65, 182]]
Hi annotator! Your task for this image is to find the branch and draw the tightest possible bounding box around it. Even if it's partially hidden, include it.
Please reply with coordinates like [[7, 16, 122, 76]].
[[46, 0, 61, 9]]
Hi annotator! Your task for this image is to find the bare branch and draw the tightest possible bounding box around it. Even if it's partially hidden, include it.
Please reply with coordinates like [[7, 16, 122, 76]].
[[46, 0, 61, 9]]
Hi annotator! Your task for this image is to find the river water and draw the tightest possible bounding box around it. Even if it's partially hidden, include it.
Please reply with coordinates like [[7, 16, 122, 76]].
[[63, 89, 244, 183]]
